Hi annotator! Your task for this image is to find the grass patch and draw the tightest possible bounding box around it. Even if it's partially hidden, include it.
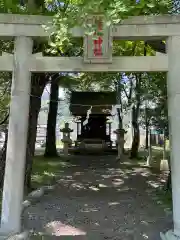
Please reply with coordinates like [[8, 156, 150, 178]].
[[157, 189, 172, 208], [31, 156, 69, 189], [152, 188, 172, 212], [0, 156, 69, 213]]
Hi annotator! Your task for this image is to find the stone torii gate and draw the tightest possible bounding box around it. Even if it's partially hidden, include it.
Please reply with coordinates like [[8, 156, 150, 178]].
[[0, 13, 179, 240]]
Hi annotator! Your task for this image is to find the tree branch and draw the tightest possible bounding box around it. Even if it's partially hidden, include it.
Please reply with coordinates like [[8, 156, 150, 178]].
[[122, 84, 128, 99], [0, 113, 9, 126]]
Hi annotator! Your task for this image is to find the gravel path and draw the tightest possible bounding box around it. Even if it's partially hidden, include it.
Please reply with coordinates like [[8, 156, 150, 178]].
[[22, 155, 172, 239]]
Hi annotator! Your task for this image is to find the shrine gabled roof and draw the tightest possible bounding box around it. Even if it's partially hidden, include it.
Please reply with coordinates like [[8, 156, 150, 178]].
[[70, 91, 116, 104], [69, 91, 117, 115]]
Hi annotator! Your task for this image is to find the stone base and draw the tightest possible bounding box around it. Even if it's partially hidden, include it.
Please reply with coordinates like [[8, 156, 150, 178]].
[[160, 230, 180, 240], [0, 229, 16, 240], [0, 230, 30, 240], [7, 231, 30, 240], [0, 234, 8, 240], [160, 159, 169, 171]]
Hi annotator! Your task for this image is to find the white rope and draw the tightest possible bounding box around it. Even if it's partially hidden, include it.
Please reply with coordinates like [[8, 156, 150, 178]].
[[83, 106, 92, 126]]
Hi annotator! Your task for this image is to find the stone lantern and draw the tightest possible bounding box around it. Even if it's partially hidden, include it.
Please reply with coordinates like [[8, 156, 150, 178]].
[[60, 123, 73, 157], [114, 128, 126, 160]]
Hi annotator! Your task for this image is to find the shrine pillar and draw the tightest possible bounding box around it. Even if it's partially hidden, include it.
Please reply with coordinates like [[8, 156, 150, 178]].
[[1, 37, 33, 235], [161, 36, 180, 240]]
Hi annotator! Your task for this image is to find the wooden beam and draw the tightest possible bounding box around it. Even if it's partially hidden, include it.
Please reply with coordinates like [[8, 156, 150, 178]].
[[0, 14, 179, 39], [0, 54, 168, 72], [30, 56, 168, 72], [0, 24, 51, 38], [1, 14, 180, 25]]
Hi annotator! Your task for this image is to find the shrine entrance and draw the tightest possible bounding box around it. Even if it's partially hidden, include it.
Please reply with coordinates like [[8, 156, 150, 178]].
[[0, 13, 179, 240], [70, 91, 116, 153]]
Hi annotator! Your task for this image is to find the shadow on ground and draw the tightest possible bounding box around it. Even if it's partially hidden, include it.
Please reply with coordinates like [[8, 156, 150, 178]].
[[22, 155, 172, 240]]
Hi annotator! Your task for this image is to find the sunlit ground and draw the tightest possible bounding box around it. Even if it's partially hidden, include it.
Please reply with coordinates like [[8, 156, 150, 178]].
[[22, 154, 172, 239], [45, 220, 87, 236], [130, 146, 172, 210], [0, 149, 172, 234]]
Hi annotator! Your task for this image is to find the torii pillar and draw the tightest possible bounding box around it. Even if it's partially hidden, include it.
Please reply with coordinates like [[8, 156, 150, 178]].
[[0, 36, 33, 235], [161, 36, 180, 240]]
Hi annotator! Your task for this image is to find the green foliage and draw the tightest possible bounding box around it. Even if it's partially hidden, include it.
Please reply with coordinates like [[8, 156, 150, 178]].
[[44, 0, 171, 51], [0, 40, 13, 123], [0, 0, 21, 13], [0, 0, 170, 136], [0, 72, 11, 121]]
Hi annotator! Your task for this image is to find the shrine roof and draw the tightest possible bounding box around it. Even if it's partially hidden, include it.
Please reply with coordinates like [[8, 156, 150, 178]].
[[69, 91, 116, 115]]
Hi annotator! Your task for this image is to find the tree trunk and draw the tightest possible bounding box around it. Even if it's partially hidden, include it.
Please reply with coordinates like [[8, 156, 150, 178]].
[[166, 170, 171, 191], [24, 73, 48, 191], [44, 77, 59, 158], [0, 129, 8, 187], [163, 130, 167, 160], [116, 80, 123, 129], [145, 125, 149, 149], [130, 107, 140, 159], [145, 106, 149, 149], [131, 130, 140, 158], [117, 108, 123, 129], [147, 129, 152, 165], [24, 93, 42, 191], [130, 74, 141, 159]]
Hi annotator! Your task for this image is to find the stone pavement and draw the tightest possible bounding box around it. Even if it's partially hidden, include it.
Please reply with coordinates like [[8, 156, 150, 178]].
[[22, 155, 172, 239]]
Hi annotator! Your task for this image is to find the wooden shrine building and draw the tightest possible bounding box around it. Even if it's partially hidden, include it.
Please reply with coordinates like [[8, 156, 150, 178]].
[[70, 91, 116, 152]]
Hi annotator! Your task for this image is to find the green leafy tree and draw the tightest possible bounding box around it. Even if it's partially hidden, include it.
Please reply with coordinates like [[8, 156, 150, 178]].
[[0, 0, 172, 189], [46, 0, 170, 51]]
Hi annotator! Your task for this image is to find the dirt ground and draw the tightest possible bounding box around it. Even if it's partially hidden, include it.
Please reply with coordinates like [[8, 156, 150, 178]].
[[22, 155, 172, 240]]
